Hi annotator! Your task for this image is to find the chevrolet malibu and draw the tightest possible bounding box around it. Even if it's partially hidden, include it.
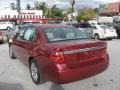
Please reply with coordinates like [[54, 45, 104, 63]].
[[9, 24, 109, 84]]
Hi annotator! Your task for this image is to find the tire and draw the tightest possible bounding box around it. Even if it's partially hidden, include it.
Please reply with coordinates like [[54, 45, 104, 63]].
[[9, 46, 16, 59], [107, 38, 112, 40], [0, 36, 3, 44], [6, 35, 9, 42], [2, 35, 8, 43], [0, 40, 3, 44], [94, 34, 100, 40], [7, 27, 11, 30], [29, 59, 46, 85]]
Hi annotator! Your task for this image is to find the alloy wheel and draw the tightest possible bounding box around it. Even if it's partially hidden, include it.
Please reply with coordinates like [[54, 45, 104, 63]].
[[30, 62, 39, 82], [94, 34, 100, 40]]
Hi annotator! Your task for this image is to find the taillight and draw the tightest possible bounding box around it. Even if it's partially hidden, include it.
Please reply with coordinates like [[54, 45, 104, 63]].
[[50, 48, 65, 63]]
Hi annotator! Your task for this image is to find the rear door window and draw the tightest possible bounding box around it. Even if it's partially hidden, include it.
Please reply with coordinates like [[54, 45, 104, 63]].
[[16, 26, 26, 40], [23, 27, 36, 42]]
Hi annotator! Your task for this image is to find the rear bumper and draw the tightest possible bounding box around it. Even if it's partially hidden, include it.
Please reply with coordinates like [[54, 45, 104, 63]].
[[106, 36, 117, 39], [105, 34, 117, 39], [44, 58, 109, 84], [101, 36, 117, 39], [100, 33, 117, 39]]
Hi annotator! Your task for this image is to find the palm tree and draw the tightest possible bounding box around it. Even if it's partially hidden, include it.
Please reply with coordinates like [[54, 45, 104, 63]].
[[26, 4, 31, 10], [34, 1, 47, 16], [10, 3, 15, 10]]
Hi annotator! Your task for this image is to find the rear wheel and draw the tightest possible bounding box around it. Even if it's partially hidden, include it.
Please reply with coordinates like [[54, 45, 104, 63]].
[[2, 35, 8, 43], [29, 59, 46, 85], [7, 27, 11, 30], [9, 46, 16, 59], [94, 34, 100, 40], [107, 38, 112, 40], [0, 36, 3, 44]]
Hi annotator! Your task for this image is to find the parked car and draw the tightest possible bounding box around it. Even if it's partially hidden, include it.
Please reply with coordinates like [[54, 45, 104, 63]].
[[92, 24, 117, 40], [0, 31, 8, 43], [6, 25, 20, 39], [114, 25, 120, 39], [9, 24, 109, 84], [73, 22, 93, 38], [66, 22, 93, 38], [88, 19, 98, 25], [107, 23, 120, 39], [0, 21, 14, 30]]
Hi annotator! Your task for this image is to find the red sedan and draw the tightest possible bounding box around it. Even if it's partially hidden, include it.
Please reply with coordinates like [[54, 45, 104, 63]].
[[9, 24, 109, 84]]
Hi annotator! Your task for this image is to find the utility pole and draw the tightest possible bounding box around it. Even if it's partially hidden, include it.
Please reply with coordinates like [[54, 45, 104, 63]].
[[16, 0, 21, 24], [70, 0, 75, 21]]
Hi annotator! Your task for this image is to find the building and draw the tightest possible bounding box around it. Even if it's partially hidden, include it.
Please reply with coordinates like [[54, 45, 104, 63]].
[[99, 2, 120, 16], [108, 2, 120, 15], [0, 9, 43, 22]]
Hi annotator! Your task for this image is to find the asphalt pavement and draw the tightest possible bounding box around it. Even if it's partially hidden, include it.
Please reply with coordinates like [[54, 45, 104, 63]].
[[0, 39, 120, 90]]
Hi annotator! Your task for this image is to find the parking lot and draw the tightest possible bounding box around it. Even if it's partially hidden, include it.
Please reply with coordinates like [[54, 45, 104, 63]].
[[0, 39, 119, 90]]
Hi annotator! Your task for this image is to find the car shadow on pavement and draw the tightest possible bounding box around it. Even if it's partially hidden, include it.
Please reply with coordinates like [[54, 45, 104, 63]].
[[50, 84, 65, 90], [0, 41, 3, 44], [0, 82, 24, 90]]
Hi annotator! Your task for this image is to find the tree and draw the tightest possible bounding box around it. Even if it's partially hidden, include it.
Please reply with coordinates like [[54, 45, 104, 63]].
[[10, 3, 15, 10], [66, 8, 73, 15], [50, 5, 63, 18], [34, 1, 47, 16], [26, 4, 31, 10], [53, 8, 63, 18], [34, 1, 63, 18], [51, 5, 56, 18], [76, 8, 96, 22], [94, 8, 99, 13]]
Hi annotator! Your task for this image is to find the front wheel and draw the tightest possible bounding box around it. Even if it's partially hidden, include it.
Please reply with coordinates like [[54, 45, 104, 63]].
[[9, 46, 16, 59], [94, 34, 100, 40], [29, 59, 47, 85], [7, 27, 11, 30], [107, 38, 112, 40], [0, 35, 3, 44]]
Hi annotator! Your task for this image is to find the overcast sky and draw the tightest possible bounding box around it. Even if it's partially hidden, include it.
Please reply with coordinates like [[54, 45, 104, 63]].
[[0, 0, 120, 9]]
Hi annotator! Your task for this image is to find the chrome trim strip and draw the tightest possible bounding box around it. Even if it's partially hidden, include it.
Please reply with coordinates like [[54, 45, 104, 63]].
[[63, 45, 106, 55]]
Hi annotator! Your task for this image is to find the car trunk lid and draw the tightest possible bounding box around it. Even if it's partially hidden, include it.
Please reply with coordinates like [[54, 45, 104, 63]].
[[48, 40, 107, 68]]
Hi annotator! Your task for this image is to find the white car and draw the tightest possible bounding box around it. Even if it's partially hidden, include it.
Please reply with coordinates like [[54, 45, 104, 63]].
[[0, 21, 14, 30], [92, 25, 117, 40], [7, 25, 20, 39]]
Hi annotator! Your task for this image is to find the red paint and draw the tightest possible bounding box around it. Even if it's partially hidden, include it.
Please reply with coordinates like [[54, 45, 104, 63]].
[[10, 24, 109, 84]]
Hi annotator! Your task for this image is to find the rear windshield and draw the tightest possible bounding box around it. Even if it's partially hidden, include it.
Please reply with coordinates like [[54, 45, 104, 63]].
[[100, 25, 114, 30], [44, 27, 89, 42]]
